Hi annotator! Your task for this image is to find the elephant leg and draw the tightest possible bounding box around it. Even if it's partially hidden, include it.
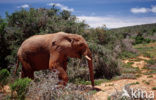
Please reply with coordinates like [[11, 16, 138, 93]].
[[55, 66, 68, 86], [21, 68, 26, 78], [62, 57, 69, 71], [21, 59, 34, 79], [63, 61, 67, 71], [21, 67, 34, 79], [27, 71, 34, 79], [49, 53, 68, 85]]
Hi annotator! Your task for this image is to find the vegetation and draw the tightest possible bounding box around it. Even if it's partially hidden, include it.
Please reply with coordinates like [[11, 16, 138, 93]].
[[134, 33, 152, 44], [147, 75, 153, 78], [130, 82, 139, 85], [142, 80, 150, 85], [0, 69, 10, 89], [152, 87, 156, 90], [27, 70, 91, 100], [134, 42, 156, 58], [146, 59, 156, 65], [10, 78, 31, 99], [0, 18, 10, 69], [110, 23, 156, 42]]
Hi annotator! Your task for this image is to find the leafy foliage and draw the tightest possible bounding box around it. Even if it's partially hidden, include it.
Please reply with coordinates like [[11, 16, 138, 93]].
[[134, 33, 152, 44], [88, 42, 121, 79], [10, 78, 31, 100], [0, 69, 10, 88], [152, 87, 156, 90], [0, 18, 11, 69]]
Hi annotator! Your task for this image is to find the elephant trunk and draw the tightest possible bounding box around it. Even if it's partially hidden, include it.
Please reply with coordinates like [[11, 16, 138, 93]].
[[84, 49, 94, 88]]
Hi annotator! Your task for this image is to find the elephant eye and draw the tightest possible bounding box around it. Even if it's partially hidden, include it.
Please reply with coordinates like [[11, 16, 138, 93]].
[[80, 44, 83, 47], [52, 41, 56, 46]]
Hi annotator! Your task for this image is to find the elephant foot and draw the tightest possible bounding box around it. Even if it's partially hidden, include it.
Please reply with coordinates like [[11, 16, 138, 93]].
[[55, 82, 66, 89], [56, 85, 65, 89], [57, 80, 67, 86], [51, 66, 68, 86]]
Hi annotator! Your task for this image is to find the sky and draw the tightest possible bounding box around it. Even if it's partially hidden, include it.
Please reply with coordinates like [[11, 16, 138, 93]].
[[0, 0, 156, 28]]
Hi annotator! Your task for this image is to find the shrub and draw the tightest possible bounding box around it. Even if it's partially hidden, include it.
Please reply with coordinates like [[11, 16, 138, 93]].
[[0, 69, 10, 89], [27, 70, 91, 100], [134, 34, 152, 44], [134, 35, 144, 44], [67, 42, 121, 82], [146, 59, 156, 65], [89, 42, 121, 79], [94, 55, 120, 79], [121, 38, 137, 53], [67, 58, 90, 82], [152, 87, 156, 90], [0, 20, 11, 69], [10, 78, 31, 100]]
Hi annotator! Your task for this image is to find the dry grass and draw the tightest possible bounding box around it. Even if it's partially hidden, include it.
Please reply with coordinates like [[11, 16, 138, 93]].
[[27, 70, 92, 100]]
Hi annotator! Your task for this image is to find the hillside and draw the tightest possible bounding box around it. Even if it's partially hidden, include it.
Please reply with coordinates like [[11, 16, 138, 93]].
[[111, 23, 156, 35], [109, 23, 156, 42]]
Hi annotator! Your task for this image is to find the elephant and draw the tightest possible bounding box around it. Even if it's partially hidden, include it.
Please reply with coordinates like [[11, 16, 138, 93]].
[[15, 32, 94, 88]]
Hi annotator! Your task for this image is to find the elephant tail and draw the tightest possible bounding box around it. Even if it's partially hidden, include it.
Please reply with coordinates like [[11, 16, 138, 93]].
[[14, 57, 19, 75]]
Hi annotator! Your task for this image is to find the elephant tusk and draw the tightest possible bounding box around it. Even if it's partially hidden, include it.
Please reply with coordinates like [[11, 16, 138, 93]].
[[85, 55, 91, 61]]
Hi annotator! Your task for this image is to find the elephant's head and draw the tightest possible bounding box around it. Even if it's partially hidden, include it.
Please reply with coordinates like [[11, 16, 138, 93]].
[[53, 32, 94, 87]]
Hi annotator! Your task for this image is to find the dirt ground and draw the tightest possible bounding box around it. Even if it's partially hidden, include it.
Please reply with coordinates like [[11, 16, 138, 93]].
[[93, 55, 156, 100]]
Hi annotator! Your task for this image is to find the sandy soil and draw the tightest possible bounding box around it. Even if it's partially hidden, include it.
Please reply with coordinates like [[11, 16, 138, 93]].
[[93, 55, 156, 100]]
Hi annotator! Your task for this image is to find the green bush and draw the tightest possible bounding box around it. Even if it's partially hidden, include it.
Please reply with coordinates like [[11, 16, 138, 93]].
[[94, 55, 120, 79], [144, 38, 151, 43], [134, 35, 152, 44], [89, 42, 121, 79], [135, 36, 144, 44], [0, 69, 10, 88], [152, 87, 156, 90], [67, 58, 90, 82], [146, 59, 156, 65], [0, 19, 11, 69], [10, 78, 31, 100]]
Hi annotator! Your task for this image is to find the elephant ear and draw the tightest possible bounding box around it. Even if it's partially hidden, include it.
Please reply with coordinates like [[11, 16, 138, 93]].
[[52, 37, 73, 50]]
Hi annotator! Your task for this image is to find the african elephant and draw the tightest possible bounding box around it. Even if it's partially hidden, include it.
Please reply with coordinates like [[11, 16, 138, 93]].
[[15, 32, 94, 87]]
